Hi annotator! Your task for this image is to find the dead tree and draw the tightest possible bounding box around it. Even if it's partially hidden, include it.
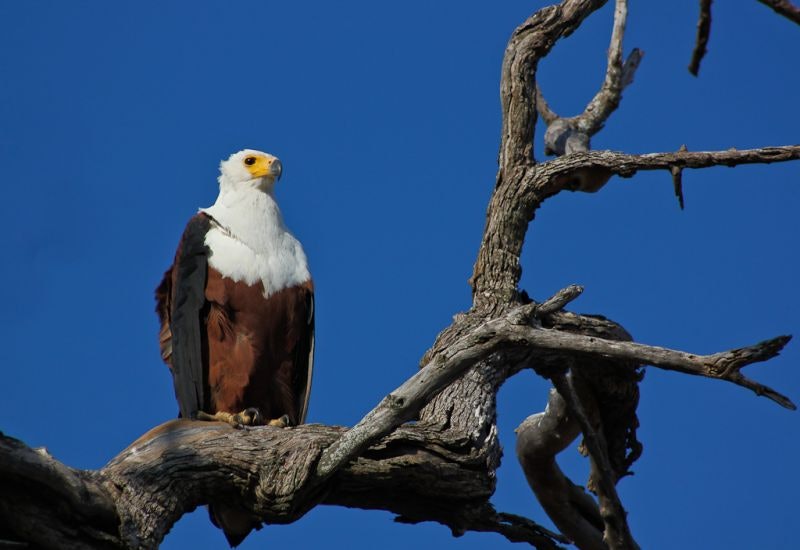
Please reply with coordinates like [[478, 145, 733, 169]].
[[1, 1, 797, 549]]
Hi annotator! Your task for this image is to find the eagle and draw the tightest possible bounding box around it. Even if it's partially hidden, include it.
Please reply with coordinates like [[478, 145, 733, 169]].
[[155, 149, 314, 545]]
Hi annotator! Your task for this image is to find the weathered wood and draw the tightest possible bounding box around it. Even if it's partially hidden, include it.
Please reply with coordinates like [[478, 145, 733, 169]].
[[0, 419, 559, 550], [0, 433, 121, 550], [551, 372, 637, 550], [471, 0, 608, 307], [1, 2, 797, 549], [539, 0, 644, 157], [517, 389, 606, 550], [1, 300, 791, 548]]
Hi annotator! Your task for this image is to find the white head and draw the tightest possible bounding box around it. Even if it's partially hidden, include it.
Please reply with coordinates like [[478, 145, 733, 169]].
[[202, 148, 310, 295], [218, 149, 283, 193]]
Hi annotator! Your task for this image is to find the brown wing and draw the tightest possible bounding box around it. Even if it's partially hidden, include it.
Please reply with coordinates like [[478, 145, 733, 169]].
[[154, 268, 173, 364]]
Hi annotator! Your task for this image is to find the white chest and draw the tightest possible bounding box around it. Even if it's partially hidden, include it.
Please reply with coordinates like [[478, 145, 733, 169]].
[[200, 190, 310, 297]]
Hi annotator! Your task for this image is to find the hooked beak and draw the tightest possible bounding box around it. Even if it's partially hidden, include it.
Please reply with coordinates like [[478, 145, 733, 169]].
[[270, 158, 282, 181]]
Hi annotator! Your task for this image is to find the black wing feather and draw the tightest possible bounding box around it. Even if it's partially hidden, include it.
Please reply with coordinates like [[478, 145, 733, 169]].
[[169, 214, 211, 418], [294, 289, 315, 424]]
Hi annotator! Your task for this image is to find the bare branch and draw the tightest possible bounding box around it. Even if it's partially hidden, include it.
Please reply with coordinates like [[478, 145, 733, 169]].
[[3, 4, 797, 549], [517, 390, 606, 550], [690, 1, 799, 74], [396, 507, 568, 550], [536, 285, 585, 318], [314, 307, 532, 480], [689, 0, 713, 76], [420, 301, 794, 414], [577, 0, 639, 136], [513, 324, 795, 409], [530, 145, 800, 197], [493, 512, 568, 547], [757, 0, 800, 24], [552, 372, 638, 550], [473, 143, 800, 309], [538, 0, 645, 156], [473, 0, 608, 306], [670, 144, 689, 209], [0, 433, 120, 549], [535, 85, 559, 125], [1, 414, 563, 549], [499, 0, 607, 169], [5, 283, 790, 548], [619, 48, 643, 88], [670, 164, 685, 209]]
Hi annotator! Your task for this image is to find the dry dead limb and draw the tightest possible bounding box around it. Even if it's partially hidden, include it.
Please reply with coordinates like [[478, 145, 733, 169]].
[[551, 370, 638, 550], [536, 0, 644, 157], [1, 2, 797, 549], [517, 389, 606, 550], [688, 0, 713, 76], [530, 145, 800, 197], [757, 0, 800, 24]]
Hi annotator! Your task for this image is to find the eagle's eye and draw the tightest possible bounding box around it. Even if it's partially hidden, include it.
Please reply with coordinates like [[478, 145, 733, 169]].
[[244, 156, 257, 166]]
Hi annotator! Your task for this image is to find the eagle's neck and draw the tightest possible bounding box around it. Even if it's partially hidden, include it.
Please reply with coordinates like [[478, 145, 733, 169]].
[[200, 183, 310, 297]]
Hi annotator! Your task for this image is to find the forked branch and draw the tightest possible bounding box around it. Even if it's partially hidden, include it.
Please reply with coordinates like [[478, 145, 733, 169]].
[[537, 0, 644, 156], [1, 3, 798, 550], [551, 371, 637, 550]]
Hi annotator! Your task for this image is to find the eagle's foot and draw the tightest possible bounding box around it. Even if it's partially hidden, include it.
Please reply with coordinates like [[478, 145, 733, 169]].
[[267, 414, 292, 428], [195, 409, 264, 429], [233, 407, 264, 427]]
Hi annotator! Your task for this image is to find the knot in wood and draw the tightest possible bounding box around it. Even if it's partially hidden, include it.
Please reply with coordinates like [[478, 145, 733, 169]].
[[387, 393, 406, 409], [544, 118, 590, 156]]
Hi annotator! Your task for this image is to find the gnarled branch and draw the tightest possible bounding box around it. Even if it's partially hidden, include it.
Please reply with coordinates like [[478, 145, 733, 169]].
[[539, 0, 645, 156], [1, 3, 797, 550]]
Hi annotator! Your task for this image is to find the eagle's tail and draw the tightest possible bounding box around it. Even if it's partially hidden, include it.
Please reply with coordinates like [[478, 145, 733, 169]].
[[208, 503, 261, 548]]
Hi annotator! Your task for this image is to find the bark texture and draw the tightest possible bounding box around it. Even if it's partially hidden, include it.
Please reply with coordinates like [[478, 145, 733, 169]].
[[1, 2, 797, 549]]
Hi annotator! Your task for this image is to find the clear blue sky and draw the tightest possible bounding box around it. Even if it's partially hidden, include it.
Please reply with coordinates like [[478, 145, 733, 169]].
[[1, 2, 797, 549]]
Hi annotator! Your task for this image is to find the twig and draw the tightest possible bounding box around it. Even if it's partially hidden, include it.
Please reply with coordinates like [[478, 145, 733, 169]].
[[670, 165, 684, 209], [552, 371, 638, 550], [536, 285, 585, 317], [619, 48, 643, 88], [494, 512, 568, 547], [689, 0, 713, 76], [670, 144, 688, 209], [396, 506, 568, 550], [757, 0, 800, 24], [536, 85, 559, 125]]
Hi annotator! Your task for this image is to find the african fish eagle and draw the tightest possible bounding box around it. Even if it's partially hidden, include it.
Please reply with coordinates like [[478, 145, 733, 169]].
[[155, 149, 314, 546]]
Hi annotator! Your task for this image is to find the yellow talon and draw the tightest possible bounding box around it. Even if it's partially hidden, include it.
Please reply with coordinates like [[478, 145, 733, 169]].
[[195, 410, 290, 428]]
